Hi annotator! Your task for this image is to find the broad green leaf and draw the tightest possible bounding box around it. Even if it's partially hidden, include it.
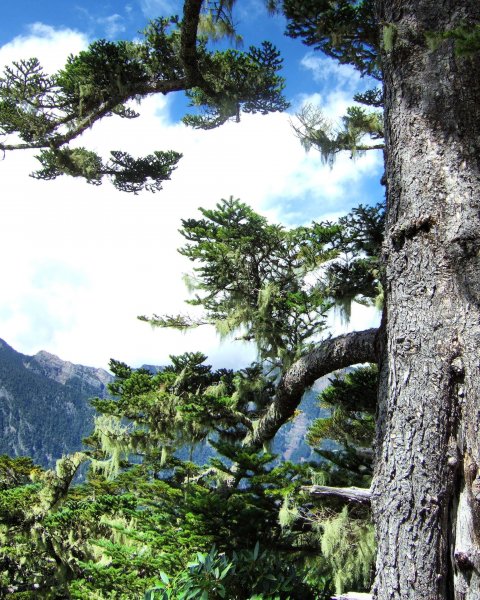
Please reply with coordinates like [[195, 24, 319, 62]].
[[160, 571, 170, 584], [253, 540, 260, 560]]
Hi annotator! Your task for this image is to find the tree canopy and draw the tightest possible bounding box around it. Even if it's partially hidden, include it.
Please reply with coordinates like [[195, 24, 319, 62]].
[[9, 0, 477, 598], [0, 5, 288, 192]]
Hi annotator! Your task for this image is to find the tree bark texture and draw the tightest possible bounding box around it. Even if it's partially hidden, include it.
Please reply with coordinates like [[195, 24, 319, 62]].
[[373, 1, 480, 598]]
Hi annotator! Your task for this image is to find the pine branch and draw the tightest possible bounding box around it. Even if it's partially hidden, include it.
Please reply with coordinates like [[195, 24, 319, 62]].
[[245, 328, 379, 447], [1, 2, 288, 190], [137, 313, 209, 329], [0, 1, 204, 155], [0, 81, 187, 154]]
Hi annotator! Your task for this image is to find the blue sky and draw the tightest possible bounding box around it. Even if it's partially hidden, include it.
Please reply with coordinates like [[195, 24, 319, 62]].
[[0, 1, 383, 369]]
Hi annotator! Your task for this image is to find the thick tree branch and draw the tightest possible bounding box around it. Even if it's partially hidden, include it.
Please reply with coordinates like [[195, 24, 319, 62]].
[[302, 484, 372, 505], [0, 102, 122, 152], [245, 328, 379, 447], [332, 594, 373, 600], [181, 0, 206, 87], [0, 78, 187, 153]]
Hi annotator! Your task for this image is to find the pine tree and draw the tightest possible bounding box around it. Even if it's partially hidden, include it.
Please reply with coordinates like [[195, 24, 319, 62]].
[[3, 1, 479, 597]]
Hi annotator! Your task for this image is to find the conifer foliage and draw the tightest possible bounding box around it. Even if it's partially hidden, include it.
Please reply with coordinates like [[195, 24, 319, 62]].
[[0, 1, 389, 598], [0, 11, 288, 192], [0, 199, 381, 599]]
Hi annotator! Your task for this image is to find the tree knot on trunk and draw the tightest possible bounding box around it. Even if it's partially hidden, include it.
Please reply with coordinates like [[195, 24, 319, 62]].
[[471, 477, 480, 502], [389, 215, 435, 251], [455, 550, 474, 571]]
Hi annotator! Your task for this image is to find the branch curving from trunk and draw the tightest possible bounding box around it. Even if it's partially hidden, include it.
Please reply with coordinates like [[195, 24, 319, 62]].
[[245, 328, 379, 448], [302, 485, 372, 505]]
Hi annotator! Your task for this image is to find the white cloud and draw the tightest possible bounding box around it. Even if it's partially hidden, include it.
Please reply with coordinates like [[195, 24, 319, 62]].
[[301, 54, 363, 91], [0, 26, 382, 371], [73, 6, 129, 40], [0, 23, 88, 73], [97, 14, 127, 38]]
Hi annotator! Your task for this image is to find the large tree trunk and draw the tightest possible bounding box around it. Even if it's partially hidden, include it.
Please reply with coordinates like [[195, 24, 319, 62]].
[[372, 1, 480, 598]]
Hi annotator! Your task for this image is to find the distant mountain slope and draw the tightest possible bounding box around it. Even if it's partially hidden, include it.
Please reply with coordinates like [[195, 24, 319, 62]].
[[0, 339, 113, 467], [272, 376, 330, 463], [0, 338, 336, 470]]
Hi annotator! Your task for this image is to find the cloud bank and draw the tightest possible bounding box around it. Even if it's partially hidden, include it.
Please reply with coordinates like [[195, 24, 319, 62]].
[[0, 24, 382, 370]]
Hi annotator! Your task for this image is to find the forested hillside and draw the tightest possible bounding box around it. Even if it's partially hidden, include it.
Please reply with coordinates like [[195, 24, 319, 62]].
[[0, 336, 331, 470], [0, 339, 112, 467]]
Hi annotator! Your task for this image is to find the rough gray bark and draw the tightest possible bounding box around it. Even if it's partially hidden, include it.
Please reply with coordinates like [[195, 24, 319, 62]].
[[372, 1, 480, 598], [244, 328, 378, 447]]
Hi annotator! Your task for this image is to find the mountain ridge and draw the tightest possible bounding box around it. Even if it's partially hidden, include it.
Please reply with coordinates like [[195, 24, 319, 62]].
[[0, 338, 331, 469], [0, 338, 113, 467]]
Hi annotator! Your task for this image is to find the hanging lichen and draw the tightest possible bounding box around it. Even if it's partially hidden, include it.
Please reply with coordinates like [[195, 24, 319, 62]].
[[90, 416, 132, 479], [317, 506, 376, 595], [278, 495, 299, 529]]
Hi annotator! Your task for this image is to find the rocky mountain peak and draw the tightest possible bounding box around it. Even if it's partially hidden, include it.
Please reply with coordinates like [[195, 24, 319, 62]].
[[27, 349, 113, 392], [0, 339, 113, 467]]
